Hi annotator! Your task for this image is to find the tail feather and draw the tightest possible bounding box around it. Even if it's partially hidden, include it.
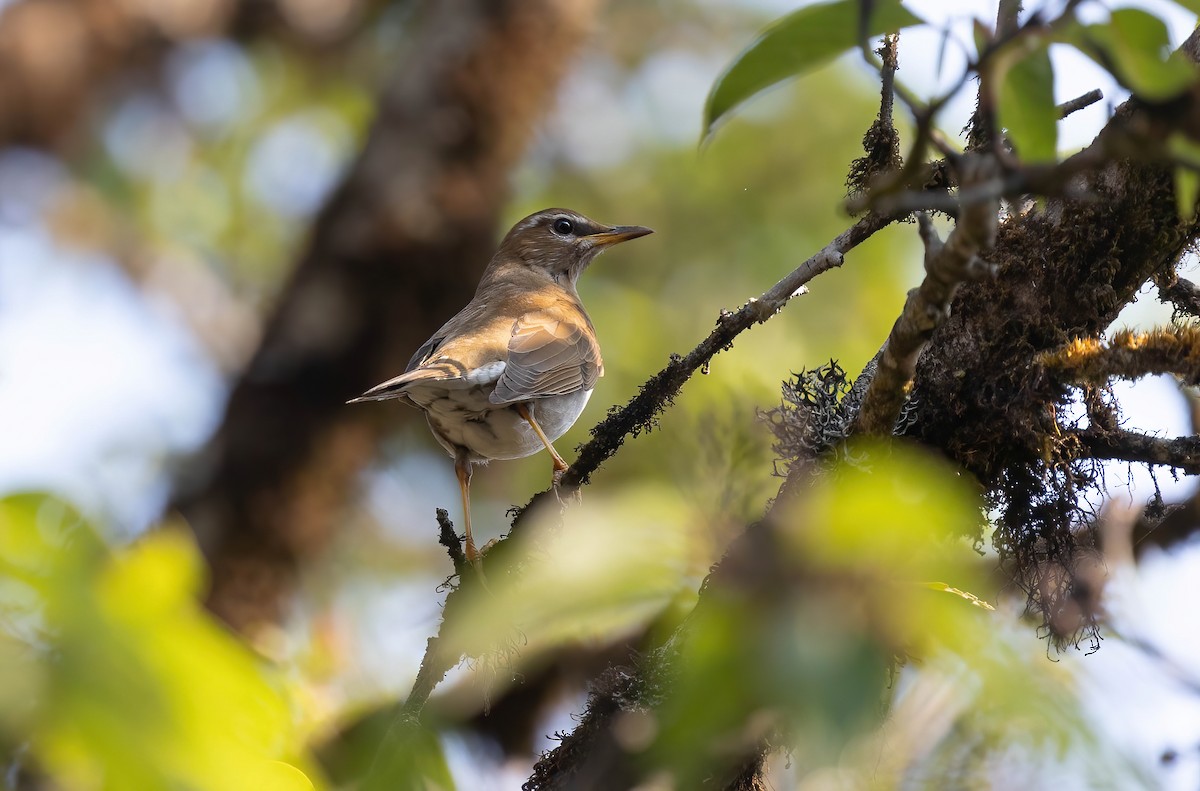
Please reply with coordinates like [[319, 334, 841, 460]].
[[346, 371, 419, 404], [347, 362, 467, 404]]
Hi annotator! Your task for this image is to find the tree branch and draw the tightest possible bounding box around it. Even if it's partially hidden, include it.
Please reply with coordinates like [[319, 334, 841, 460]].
[[1057, 89, 1104, 119], [1073, 428, 1200, 474], [1039, 327, 1200, 386], [847, 33, 902, 199], [373, 213, 905, 769], [854, 159, 999, 435]]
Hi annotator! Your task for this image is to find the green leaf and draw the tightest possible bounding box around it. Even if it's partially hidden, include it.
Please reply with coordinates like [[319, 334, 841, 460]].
[[1174, 168, 1198, 220], [360, 721, 454, 791], [997, 44, 1058, 162], [703, 0, 924, 137], [1064, 9, 1198, 101]]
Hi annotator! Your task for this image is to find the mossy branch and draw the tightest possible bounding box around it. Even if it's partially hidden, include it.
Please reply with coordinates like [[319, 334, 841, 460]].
[[853, 158, 1000, 435], [847, 33, 901, 201], [1039, 327, 1200, 386]]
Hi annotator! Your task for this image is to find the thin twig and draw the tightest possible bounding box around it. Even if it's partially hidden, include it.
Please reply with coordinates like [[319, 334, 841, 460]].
[[857, 3, 1098, 216], [436, 507, 468, 576], [1107, 627, 1200, 696], [1058, 89, 1103, 119], [848, 34, 903, 199], [965, 0, 1023, 153], [366, 510, 475, 786]]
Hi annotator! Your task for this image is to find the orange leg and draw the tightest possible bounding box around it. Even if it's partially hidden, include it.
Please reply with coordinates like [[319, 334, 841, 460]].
[[454, 451, 481, 566], [516, 403, 568, 481]]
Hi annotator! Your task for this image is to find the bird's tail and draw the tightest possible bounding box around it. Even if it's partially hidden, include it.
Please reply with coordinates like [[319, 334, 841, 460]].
[[347, 363, 463, 404]]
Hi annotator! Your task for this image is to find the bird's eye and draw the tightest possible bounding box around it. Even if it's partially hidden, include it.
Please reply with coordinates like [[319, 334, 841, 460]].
[[552, 218, 574, 235]]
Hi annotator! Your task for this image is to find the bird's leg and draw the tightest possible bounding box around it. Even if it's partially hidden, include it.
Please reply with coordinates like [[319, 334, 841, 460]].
[[516, 403, 569, 486], [454, 451, 482, 567]]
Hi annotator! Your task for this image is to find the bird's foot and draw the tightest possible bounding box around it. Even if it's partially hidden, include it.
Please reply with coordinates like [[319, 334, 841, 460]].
[[550, 472, 582, 507]]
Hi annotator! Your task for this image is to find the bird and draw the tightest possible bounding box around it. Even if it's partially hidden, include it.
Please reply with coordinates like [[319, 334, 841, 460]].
[[349, 208, 652, 566]]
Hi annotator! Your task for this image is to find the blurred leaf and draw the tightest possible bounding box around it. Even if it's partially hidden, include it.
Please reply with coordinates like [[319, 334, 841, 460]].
[[359, 720, 454, 791], [972, 18, 990, 61], [790, 441, 982, 569], [0, 493, 322, 791], [781, 440, 990, 656], [249, 760, 319, 790], [703, 0, 923, 137], [651, 596, 886, 785], [443, 490, 692, 662], [997, 44, 1057, 162], [1064, 9, 1198, 101]]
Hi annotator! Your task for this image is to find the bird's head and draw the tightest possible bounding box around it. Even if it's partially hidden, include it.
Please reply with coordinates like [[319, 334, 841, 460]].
[[489, 208, 652, 288]]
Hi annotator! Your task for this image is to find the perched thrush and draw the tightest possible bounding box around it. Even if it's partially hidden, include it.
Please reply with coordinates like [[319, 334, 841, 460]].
[[350, 208, 652, 564]]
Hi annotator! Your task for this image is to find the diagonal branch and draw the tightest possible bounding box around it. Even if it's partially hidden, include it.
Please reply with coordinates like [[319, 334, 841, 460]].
[[384, 211, 902, 740], [509, 209, 900, 530]]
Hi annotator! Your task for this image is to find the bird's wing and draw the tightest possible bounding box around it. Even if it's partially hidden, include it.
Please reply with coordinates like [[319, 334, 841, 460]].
[[489, 311, 602, 404], [406, 334, 445, 373], [347, 332, 505, 403]]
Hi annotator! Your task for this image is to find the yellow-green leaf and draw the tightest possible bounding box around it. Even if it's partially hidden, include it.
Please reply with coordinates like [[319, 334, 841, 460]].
[[703, 0, 924, 137], [0, 494, 322, 791], [1064, 9, 1198, 101]]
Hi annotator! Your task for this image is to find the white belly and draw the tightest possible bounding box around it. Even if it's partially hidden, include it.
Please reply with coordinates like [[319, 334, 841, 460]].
[[408, 383, 593, 462]]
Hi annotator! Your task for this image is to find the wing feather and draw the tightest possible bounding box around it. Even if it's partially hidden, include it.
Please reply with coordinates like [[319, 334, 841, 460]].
[[490, 311, 602, 404]]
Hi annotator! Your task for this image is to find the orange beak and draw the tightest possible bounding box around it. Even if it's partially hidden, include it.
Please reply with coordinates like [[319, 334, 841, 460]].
[[588, 225, 654, 247]]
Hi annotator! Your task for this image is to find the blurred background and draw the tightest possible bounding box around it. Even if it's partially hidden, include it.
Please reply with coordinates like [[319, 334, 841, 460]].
[[3, 0, 1200, 788]]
